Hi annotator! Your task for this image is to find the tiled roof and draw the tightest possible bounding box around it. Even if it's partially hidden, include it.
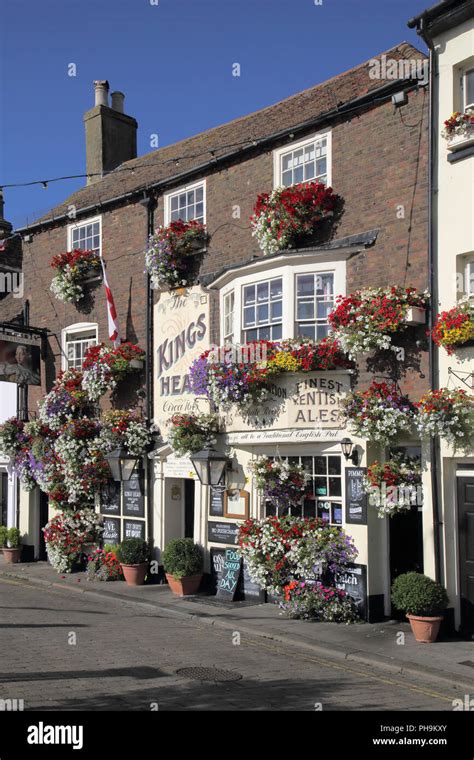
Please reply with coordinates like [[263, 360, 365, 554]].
[[28, 42, 425, 229]]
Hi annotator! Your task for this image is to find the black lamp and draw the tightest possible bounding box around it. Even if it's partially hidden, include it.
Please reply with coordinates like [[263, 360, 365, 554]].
[[190, 445, 229, 487], [340, 438, 359, 466], [105, 447, 140, 482]]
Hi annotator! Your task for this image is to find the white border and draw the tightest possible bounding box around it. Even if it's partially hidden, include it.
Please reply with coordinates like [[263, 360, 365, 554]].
[[61, 322, 98, 371], [273, 131, 332, 189], [164, 179, 207, 226], [67, 215, 102, 255]]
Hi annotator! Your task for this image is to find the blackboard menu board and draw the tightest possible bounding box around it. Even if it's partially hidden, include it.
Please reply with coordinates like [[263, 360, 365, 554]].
[[124, 519, 145, 540], [238, 559, 265, 601], [208, 521, 239, 545], [102, 517, 120, 545], [210, 488, 224, 517], [216, 548, 242, 600], [123, 471, 145, 518], [345, 467, 368, 524], [335, 563, 367, 619], [100, 480, 121, 515], [210, 547, 226, 593]]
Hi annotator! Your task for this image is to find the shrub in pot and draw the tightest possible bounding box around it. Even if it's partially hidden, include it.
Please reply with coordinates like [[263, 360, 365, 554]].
[[116, 538, 150, 586], [0, 525, 7, 553], [3, 527, 22, 564], [162, 538, 204, 596], [391, 572, 449, 643]]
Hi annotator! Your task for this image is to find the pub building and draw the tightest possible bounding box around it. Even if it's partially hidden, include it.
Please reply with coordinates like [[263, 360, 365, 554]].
[[1, 44, 440, 623]]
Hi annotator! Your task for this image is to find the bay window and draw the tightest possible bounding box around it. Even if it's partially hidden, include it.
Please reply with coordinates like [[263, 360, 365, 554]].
[[295, 272, 334, 340], [242, 277, 283, 341]]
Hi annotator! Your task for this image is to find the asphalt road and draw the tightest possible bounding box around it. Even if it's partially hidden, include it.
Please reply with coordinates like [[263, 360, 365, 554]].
[[0, 577, 467, 712]]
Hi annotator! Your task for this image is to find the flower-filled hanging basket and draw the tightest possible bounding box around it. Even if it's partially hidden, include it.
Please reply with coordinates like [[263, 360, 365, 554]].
[[145, 220, 208, 291], [50, 249, 102, 304], [415, 388, 474, 450], [82, 342, 146, 401], [250, 181, 342, 256], [328, 286, 429, 359], [250, 456, 310, 513], [363, 453, 422, 518], [431, 299, 474, 354], [168, 413, 220, 457], [341, 381, 416, 443]]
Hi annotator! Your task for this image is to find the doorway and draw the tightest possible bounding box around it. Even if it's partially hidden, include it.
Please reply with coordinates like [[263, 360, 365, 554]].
[[184, 479, 195, 539], [38, 491, 49, 561], [457, 476, 474, 633], [1, 472, 7, 526]]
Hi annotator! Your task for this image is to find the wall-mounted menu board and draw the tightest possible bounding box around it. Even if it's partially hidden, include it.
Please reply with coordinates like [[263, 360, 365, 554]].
[[100, 480, 121, 515], [209, 488, 224, 517], [124, 519, 145, 540], [345, 467, 368, 525], [123, 471, 145, 518], [102, 517, 120, 545]]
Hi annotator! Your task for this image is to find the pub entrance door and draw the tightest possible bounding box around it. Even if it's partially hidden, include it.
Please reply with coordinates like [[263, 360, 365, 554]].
[[457, 475, 474, 633], [184, 479, 195, 539], [1, 472, 8, 526]]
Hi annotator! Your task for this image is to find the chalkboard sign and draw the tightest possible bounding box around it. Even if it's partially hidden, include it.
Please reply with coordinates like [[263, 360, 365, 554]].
[[102, 517, 120, 545], [345, 467, 368, 524], [208, 521, 239, 545], [210, 547, 226, 593], [124, 519, 145, 540], [123, 471, 145, 518], [210, 488, 224, 517], [238, 558, 265, 602], [100, 480, 121, 515], [216, 548, 242, 600], [335, 563, 367, 619]]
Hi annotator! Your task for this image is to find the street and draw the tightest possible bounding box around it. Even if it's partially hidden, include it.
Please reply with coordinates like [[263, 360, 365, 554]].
[[0, 577, 466, 712]]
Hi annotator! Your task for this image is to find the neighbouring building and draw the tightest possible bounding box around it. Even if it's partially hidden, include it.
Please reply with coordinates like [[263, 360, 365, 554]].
[[1, 42, 433, 621], [408, 0, 474, 633]]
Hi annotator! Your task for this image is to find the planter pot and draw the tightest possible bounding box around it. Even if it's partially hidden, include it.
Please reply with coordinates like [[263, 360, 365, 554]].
[[3, 547, 22, 564], [407, 613, 443, 643], [165, 572, 203, 596], [130, 359, 144, 370], [177, 237, 207, 256], [404, 306, 426, 325], [447, 129, 474, 152], [121, 562, 148, 586]]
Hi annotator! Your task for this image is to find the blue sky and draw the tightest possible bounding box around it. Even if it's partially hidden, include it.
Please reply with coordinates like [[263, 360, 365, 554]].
[[0, 0, 428, 229]]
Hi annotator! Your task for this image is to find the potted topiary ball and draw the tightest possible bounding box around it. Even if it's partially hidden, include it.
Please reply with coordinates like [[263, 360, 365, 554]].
[[3, 527, 22, 564], [116, 538, 150, 586], [162, 538, 204, 596], [391, 572, 449, 643]]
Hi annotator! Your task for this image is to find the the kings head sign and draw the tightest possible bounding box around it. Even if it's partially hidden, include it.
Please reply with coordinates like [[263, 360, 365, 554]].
[[154, 286, 210, 434]]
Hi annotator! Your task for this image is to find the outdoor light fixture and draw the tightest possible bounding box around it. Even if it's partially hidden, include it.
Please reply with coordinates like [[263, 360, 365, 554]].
[[340, 438, 359, 466], [105, 447, 140, 482], [190, 445, 229, 488]]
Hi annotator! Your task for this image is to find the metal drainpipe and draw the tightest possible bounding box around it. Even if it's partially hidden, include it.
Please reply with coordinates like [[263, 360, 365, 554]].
[[420, 18, 442, 583], [139, 194, 157, 548]]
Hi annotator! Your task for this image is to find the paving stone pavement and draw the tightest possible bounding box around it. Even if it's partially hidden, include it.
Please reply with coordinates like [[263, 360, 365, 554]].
[[0, 577, 469, 712]]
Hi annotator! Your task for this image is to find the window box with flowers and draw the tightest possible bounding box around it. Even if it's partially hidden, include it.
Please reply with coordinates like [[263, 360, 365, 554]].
[[431, 299, 474, 354], [341, 381, 416, 444], [50, 249, 102, 304], [145, 220, 208, 292], [442, 109, 474, 152], [250, 181, 342, 256], [82, 342, 146, 401], [415, 388, 474, 451], [328, 286, 429, 359], [189, 337, 351, 413], [363, 453, 422, 518]]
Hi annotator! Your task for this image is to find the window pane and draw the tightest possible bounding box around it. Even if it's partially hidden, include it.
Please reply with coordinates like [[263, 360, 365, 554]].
[[316, 324, 330, 340], [271, 324, 282, 340], [282, 170, 292, 187], [282, 154, 292, 172], [316, 157, 327, 177], [257, 304, 269, 324], [195, 203, 204, 219], [317, 301, 333, 319], [317, 501, 331, 521], [271, 300, 282, 321], [243, 286, 255, 305], [465, 69, 474, 107], [293, 148, 304, 166], [304, 161, 316, 180], [469, 261, 474, 294], [270, 278, 282, 297], [259, 326, 270, 340], [297, 275, 314, 295], [298, 323, 315, 340], [328, 456, 341, 475], [243, 307, 255, 327], [195, 186, 204, 202], [297, 301, 314, 320], [329, 477, 342, 497], [257, 282, 269, 301], [245, 329, 258, 342], [294, 166, 304, 183]]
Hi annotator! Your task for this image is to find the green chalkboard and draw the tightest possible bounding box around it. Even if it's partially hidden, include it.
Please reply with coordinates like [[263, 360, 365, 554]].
[[216, 548, 242, 600]]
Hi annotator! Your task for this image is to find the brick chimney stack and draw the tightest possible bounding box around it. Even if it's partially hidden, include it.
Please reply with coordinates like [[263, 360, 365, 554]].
[[84, 81, 138, 185]]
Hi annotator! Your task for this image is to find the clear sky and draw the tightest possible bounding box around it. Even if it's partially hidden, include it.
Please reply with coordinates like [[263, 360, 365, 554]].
[[0, 0, 429, 229]]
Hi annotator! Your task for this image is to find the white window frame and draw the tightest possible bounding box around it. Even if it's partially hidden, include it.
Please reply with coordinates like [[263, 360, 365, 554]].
[[273, 131, 332, 189], [61, 322, 98, 371], [294, 271, 335, 341], [223, 290, 235, 344], [219, 257, 346, 345], [241, 276, 284, 342], [164, 180, 206, 226], [67, 215, 102, 255], [465, 256, 474, 297], [462, 67, 474, 110]]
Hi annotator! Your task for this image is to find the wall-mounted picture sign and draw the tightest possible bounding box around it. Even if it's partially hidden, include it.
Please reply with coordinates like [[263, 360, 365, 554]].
[[123, 470, 145, 517], [0, 336, 41, 385], [224, 490, 249, 520], [209, 487, 224, 517], [208, 521, 239, 545], [124, 519, 145, 540], [102, 517, 120, 545], [345, 467, 368, 525], [100, 480, 121, 515]]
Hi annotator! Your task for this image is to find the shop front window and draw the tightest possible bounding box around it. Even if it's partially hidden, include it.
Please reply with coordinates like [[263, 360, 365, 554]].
[[264, 454, 342, 525]]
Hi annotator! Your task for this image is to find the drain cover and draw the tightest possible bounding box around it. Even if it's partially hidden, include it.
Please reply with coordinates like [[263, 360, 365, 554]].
[[176, 666, 242, 682]]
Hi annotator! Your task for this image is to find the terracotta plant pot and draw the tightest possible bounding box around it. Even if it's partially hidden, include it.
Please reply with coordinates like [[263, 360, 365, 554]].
[[165, 572, 203, 596], [407, 613, 443, 643], [121, 562, 148, 586], [3, 547, 22, 564]]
